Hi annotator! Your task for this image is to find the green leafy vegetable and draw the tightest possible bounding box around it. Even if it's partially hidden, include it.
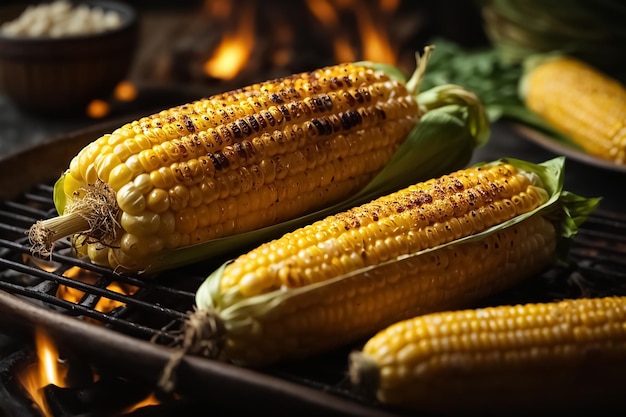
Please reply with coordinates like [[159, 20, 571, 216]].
[[420, 39, 580, 148]]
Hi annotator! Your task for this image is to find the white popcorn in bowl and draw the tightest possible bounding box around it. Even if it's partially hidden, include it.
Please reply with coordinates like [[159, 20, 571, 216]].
[[0, 1, 123, 38]]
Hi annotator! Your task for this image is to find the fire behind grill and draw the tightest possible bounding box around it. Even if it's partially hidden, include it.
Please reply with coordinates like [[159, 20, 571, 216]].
[[2, 155, 626, 416]]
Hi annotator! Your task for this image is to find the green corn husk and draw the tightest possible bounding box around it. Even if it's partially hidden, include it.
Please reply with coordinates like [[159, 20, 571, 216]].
[[160, 157, 598, 376]]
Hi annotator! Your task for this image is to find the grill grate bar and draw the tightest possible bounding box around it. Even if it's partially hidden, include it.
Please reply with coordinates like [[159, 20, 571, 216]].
[[0, 222, 30, 236], [0, 201, 51, 218], [3, 178, 626, 416], [0, 210, 41, 227], [0, 237, 196, 299], [0, 181, 196, 346], [21, 192, 56, 206], [0, 253, 187, 321], [0, 279, 176, 341]]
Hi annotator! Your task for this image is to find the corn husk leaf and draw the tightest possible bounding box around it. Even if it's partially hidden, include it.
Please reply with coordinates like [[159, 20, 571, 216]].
[[419, 39, 583, 150], [196, 157, 600, 321], [144, 82, 489, 273]]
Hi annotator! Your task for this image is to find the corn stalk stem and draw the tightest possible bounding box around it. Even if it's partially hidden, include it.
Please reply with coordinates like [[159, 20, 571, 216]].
[[28, 179, 120, 258], [28, 212, 90, 257]]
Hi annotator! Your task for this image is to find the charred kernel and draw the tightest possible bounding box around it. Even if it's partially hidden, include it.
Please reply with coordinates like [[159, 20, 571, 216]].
[[214, 151, 230, 170], [279, 105, 291, 121], [217, 108, 230, 122], [211, 129, 223, 147], [312, 97, 324, 111], [270, 93, 284, 103], [59, 61, 424, 273], [182, 115, 196, 133], [219, 126, 232, 144], [319, 94, 333, 110], [242, 140, 256, 159], [218, 163, 551, 298], [230, 122, 243, 139], [247, 115, 260, 132], [340, 112, 354, 130], [207, 153, 224, 171], [237, 119, 252, 136], [233, 142, 248, 159], [262, 110, 276, 126]]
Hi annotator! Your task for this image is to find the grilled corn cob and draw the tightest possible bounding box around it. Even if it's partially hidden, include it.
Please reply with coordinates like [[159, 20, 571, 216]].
[[350, 296, 626, 415], [521, 55, 626, 163], [28, 48, 489, 273], [172, 157, 597, 373]]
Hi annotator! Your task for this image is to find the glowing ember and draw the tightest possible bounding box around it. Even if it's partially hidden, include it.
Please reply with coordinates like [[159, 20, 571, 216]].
[[18, 328, 160, 415], [123, 392, 161, 413], [18, 330, 67, 417], [86, 99, 110, 119], [203, 5, 255, 80], [114, 81, 138, 102], [57, 266, 138, 313]]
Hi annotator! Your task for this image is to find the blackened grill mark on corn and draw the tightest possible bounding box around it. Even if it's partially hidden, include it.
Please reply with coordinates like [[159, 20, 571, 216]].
[[57, 62, 420, 271], [218, 163, 550, 297], [182, 115, 196, 133]]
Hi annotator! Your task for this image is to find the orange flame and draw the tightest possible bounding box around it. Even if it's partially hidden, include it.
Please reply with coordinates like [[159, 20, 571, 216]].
[[307, 0, 397, 65], [57, 266, 138, 314], [19, 328, 159, 416], [356, 6, 396, 64], [203, 5, 256, 80], [306, 0, 356, 63], [124, 392, 161, 413], [18, 330, 68, 417]]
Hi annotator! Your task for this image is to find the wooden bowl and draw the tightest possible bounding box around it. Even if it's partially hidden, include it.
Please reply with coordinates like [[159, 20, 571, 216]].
[[0, 1, 139, 116]]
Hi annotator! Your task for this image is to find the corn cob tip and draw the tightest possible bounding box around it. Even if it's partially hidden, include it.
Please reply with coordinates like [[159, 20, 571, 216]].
[[28, 179, 119, 258]]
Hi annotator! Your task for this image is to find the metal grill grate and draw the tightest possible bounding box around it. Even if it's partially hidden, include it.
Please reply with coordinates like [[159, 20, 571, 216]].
[[2, 180, 626, 416], [0, 182, 202, 345]]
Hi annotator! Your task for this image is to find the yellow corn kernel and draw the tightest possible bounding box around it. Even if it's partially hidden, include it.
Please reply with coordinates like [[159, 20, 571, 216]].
[[181, 158, 594, 368], [31, 61, 421, 272], [350, 296, 626, 415], [217, 212, 557, 365], [219, 163, 549, 297], [523, 56, 626, 163]]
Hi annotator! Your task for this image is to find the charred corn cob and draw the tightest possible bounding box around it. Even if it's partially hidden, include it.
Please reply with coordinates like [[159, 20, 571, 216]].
[[521, 55, 626, 163], [350, 296, 626, 415], [172, 157, 597, 373], [28, 48, 489, 273]]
